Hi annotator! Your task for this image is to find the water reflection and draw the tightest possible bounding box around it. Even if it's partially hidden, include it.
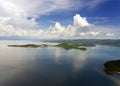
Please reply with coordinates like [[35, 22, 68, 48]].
[[54, 48, 88, 72], [72, 50, 87, 72]]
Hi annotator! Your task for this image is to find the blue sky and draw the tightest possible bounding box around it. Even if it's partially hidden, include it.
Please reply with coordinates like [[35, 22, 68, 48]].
[[37, 0, 120, 27], [0, 0, 120, 39]]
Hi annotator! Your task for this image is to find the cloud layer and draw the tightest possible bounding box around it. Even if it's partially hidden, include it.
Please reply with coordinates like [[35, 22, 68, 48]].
[[0, 0, 119, 39]]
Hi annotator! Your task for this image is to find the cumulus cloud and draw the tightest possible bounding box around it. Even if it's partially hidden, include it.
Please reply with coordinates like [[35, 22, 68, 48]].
[[1, 14, 116, 39], [0, 14, 93, 38]]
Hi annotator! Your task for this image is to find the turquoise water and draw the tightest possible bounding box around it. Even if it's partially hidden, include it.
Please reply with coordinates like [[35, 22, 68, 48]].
[[0, 40, 120, 86]]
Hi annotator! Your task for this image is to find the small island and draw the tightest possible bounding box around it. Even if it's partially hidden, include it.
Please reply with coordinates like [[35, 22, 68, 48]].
[[8, 44, 48, 48], [104, 60, 120, 74], [55, 43, 87, 50]]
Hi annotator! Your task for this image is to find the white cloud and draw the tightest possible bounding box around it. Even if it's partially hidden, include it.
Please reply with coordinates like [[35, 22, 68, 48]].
[[0, 17, 39, 29], [74, 14, 90, 27], [89, 32, 101, 36], [106, 33, 115, 37], [87, 0, 105, 8]]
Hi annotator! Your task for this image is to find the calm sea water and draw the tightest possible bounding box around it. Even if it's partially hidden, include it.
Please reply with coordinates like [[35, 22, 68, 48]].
[[0, 40, 120, 86]]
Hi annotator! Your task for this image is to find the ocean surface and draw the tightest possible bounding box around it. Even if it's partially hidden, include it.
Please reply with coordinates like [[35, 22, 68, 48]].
[[0, 40, 120, 86]]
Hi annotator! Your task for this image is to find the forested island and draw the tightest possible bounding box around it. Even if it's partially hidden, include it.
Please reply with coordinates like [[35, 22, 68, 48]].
[[8, 44, 48, 48], [55, 43, 87, 50], [104, 60, 120, 74]]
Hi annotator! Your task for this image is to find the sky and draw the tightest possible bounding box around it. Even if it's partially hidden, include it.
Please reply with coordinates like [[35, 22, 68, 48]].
[[0, 0, 120, 39]]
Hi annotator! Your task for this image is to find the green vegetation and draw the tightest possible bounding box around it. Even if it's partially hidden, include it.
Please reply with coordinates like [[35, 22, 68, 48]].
[[8, 44, 48, 48], [78, 47, 87, 51], [79, 42, 95, 47], [104, 60, 120, 74], [55, 43, 87, 50]]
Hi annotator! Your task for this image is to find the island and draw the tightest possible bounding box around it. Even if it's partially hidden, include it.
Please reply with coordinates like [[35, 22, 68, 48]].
[[104, 60, 120, 74], [55, 43, 87, 50], [8, 44, 48, 48]]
